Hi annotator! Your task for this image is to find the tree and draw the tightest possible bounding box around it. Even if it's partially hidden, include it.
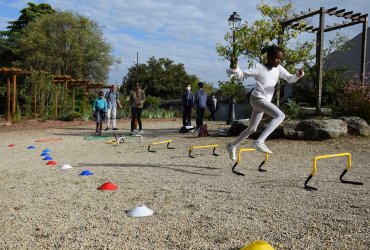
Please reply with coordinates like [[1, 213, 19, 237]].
[[15, 11, 115, 82], [216, 0, 316, 105], [122, 57, 209, 100], [0, 2, 55, 66]]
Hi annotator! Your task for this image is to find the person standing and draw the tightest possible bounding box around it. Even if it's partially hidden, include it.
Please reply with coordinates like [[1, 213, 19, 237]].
[[93, 91, 107, 135], [195, 81, 207, 129], [182, 84, 194, 127], [129, 82, 146, 134], [207, 93, 218, 121], [105, 85, 122, 131]]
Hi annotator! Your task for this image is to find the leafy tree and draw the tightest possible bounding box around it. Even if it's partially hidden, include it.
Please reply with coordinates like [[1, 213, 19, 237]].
[[15, 11, 115, 82], [122, 57, 210, 100], [0, 2, 55, 66], [216, 0, 315, 106]]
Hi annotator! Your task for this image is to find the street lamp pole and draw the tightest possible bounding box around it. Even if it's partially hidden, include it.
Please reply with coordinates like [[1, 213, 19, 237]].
[[226, 12, 241, 125]]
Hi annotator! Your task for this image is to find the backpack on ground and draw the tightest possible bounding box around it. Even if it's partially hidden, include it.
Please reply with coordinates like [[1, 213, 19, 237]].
[[198, 124, 209, 137]]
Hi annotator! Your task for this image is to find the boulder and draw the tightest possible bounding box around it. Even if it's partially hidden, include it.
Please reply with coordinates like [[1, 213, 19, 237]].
[[340, 116, 370, 136], [297, 119, 347, 140]]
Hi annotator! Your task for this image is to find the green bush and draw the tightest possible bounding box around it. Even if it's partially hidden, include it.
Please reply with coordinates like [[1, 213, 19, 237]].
[[340, 83, 370, 123], [282, 98, 302, 119], [58, 111, 81, 121], [145, 95, 161, 109]]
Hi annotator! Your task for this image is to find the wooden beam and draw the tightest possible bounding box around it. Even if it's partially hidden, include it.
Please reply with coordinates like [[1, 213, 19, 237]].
[[34, 81, 37, 118], [360, 16, 368, 84], [72, 86, 75, 111], [6, 77, 10, 121], [55, 89, 58, 118], [328, 9, 345, 16], [281, 9, 321, 26], [324, 19, 362, 32], [336, 11, 353, 17], [316, 7, 325, 115], [12, 75, 16, 114]]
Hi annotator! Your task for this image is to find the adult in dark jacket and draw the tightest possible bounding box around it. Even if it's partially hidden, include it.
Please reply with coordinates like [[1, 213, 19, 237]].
[[182, 84, 194, 127], [207, 93, 218, 121], [195, 82, 207, 129]]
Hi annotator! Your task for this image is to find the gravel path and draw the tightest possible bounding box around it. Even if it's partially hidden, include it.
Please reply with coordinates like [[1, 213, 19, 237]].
[[0, 119, 369, 249]]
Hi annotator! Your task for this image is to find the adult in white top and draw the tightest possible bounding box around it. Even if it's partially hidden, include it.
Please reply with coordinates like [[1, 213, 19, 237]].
[[226, 45, 304, 160]]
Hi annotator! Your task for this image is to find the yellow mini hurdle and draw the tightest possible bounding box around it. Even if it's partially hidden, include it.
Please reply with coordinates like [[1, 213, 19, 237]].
[[304, 152, 363, 190], [148, 140, 174, 152], [189, 144, 219, 158], [232, 148, 269, 176]]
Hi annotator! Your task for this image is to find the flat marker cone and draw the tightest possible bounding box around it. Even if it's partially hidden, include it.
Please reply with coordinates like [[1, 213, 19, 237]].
[[79, 170, 93, 176], [241, 240, 275, 250], [46, 161, 57, 166], [126, 205, 154, 217], [40, 152, 49, 156], [8, 144, 15, 147], [43, 156, 53, 160], [27, 146, 35, 149], [98, 182, 118, 191], [43, 149, 51, 153], [60, 164, 73, 170]]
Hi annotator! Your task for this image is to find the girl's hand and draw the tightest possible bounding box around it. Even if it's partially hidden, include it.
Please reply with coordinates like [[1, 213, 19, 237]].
[[296, 68, 304, 77]]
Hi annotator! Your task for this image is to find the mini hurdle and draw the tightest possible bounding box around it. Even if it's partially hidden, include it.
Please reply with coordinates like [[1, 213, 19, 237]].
[[304, 152, 363, 190], [232, 148, 269, 176], [113, 133, 143, 144], [189, 144, 219, 158], [148, 140, 174, 152]]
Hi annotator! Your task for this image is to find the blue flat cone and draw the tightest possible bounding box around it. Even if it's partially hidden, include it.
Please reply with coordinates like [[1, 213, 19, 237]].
[[43, 149, 51, 153], [40, 152, 49, 156], [79, 170, 93, 176], [43, 156, 53, 160], [27, 146, 35, 149]]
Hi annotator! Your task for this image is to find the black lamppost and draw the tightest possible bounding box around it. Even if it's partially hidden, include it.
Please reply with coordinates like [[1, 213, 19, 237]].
[[226, 12, 241, 125]]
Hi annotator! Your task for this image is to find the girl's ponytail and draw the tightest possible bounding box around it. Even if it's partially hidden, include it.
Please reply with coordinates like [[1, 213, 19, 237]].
[[261, 47, 268, 54]]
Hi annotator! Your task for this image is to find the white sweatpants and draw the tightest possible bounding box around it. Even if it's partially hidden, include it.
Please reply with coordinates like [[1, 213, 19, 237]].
[[106, 108, 117, 128], [231, 96, 285, 147]]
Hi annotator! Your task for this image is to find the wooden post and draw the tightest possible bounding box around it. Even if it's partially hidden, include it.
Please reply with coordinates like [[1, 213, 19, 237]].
[[360, 16, 368, 84], [316, 7, 325, 115], [83, 83, 87, 113], [6, 77, 10, 121], [72, 85, 75, 111], [40, 80, 45, 115], [34, 81, 38, 118], [12, 74, 16, 114], [64, 79, 68, 102], [55, 89, 58, 118]]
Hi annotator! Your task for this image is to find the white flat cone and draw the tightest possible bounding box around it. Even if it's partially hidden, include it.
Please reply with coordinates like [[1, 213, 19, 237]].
[[60, 164, 73, 170], [127, 205, 154, 217]]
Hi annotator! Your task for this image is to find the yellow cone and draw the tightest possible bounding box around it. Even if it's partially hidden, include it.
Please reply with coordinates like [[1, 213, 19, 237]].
[[241, 240, 275, 250]]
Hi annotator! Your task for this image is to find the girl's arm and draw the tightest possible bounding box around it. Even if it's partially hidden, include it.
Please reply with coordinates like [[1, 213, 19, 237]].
[[279, 65, 304, 83], [93, 99, 97, 112], [141, 90, 146, 104], [104, 99, 107, 112], [226, 64, 259, 80]]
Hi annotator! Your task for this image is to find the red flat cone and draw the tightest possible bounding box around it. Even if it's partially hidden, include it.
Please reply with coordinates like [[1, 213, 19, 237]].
[[46, 160, 57, 166], [98, 182, 118, 191], [8, 144, 15, 147]]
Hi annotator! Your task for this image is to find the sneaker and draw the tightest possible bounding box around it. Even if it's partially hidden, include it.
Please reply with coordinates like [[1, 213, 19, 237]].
[[138, 129, 144, 134], [226, 143, 237, 161], [129, 131, 134, 135], [105, 127, 109, 131], [252, 141, 273, 154], [112, 128, 119, 131]]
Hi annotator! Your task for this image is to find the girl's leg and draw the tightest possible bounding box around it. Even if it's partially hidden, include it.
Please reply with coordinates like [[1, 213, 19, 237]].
[[254, 99, 285, 142], [230, 108, 264, 148], [130, 107, 137, 132], [137, 108, 143, 130], [106, 108, 112, 129]]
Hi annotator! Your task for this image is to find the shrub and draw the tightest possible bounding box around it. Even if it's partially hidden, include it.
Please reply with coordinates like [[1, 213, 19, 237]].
[[340, 82, 370, 123], [145, 95, 161, 109], [282, 98, 302, 119]]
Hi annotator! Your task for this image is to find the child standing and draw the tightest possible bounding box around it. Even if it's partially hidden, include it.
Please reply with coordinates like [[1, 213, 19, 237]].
[[226, 45, 304, 160], [93, 91, 107, 135]]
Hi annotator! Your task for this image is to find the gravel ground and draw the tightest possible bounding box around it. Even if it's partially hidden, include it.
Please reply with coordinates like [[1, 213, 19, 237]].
[[0, 119, 369, 250]]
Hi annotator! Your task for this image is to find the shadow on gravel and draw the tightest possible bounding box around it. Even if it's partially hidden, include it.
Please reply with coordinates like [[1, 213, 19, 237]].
[[77, 162, 220, 176]]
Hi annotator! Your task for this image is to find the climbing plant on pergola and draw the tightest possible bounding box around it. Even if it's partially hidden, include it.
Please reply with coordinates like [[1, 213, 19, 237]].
[[279, 7, 368, 114]]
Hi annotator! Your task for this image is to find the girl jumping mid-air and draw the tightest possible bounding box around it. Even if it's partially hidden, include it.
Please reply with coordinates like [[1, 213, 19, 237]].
[[226, 45, 304, 160]]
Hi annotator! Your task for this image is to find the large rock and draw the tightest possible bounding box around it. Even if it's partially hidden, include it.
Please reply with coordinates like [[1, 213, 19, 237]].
[[296, 119, 348, 140], [228, 119, 250, 136], [340, 116, 370, 136]]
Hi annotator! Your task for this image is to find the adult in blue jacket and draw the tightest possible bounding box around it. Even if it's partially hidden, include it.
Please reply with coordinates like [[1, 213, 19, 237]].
[[195, 82, 207, 129], [182, 84, 194, 127]]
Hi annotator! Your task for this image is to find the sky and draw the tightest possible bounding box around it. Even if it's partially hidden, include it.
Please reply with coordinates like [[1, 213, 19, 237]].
[[0, 0, 369, 86]]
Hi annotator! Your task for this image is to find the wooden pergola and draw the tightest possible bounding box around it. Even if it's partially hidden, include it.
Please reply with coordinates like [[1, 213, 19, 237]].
[[279, 7, 368, 114], [1, 67, 113, 120]]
